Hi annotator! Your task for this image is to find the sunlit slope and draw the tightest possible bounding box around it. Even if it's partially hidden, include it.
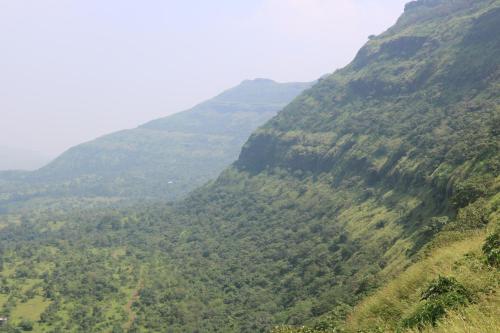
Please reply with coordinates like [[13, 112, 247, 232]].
[[0, 0, 498, 332], [129, 0, 499, 331]]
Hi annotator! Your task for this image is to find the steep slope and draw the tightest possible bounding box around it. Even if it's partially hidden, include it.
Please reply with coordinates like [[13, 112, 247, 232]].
[[0, 0, 497, 332], [0, 79, 310, 207], [343, 222, 499, 333], [127, 0, 499, 331]]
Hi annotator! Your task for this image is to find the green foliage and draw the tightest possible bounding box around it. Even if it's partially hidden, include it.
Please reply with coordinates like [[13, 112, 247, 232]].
[[420, 276, 471, 301], [483, 231, 500, 267], [452, 177, 492, 208], [402, 301, 447, 329], [17, 319, 33, 331], [401, 276, 471, 329], [453, 199, 490, 230], [0, 1, 499, 332]]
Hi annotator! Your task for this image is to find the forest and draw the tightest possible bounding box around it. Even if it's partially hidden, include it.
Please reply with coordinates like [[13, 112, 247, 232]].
[[0, 0, 499, 332]]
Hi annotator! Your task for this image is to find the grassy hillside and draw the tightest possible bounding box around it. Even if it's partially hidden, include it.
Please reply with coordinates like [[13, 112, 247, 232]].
[[0, 0, 498, 332], [345, 227, 499, 333], [0, 79, 310, 209], [273, 183, 499, 332]]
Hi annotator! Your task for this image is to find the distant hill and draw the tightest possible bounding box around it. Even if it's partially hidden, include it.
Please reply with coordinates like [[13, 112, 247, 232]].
[[0, 146, 51, 171], [0, 79, 311, 206]]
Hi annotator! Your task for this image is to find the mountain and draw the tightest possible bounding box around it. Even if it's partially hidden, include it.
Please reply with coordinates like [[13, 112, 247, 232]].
[[0, 0, 498, 332], [126, 0, 498, 331], [0, 79, 311, 207], [0, 146, 51, 171]]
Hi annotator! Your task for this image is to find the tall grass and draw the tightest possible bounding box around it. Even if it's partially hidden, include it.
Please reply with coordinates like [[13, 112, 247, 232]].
[[345, 228, 499, 332]]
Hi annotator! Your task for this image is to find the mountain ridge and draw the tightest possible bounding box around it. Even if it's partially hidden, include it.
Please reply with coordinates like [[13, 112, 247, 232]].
[[0, 79, 311, 208], [125, 0, 498, 330], [0, 1, 497, 332]]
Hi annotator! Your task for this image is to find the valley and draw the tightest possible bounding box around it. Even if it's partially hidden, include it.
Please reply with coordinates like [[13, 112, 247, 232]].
[[0, 0, 499, 332]]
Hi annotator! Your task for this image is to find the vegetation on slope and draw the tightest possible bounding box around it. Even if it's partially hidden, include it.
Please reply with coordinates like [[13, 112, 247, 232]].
[[0, 0, 498, 332], [344, 202, 499, 332], [144, 0, 499, 330]]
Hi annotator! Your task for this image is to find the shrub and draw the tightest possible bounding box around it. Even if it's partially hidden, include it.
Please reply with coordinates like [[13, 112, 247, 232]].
[[452, 199, 490, 230], [452, 177, 490, 208], [401, 276, 471, 329], [401, 301, 447, 329], [18, 319, 34, 331], [420, 276, 470, 301], [482, 231, 499, 267]]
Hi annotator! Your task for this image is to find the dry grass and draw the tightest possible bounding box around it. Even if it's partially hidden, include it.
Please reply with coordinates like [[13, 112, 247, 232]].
[[345, 229, 499, 332], [413, 294, 499, 333]]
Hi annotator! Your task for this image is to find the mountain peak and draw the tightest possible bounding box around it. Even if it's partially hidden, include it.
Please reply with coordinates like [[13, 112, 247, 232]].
[[240, 78, 276, 85], [212, 79, 312, 105], [404, 0, 442, 11]]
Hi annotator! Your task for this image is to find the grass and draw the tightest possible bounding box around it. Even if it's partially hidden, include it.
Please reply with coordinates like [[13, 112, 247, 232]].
[[20, 278, 42, 293], [410, 292, 499, 333], [344, 226, 499, 332], [0, 294, 7, 308], [11, 296, 50, 321]]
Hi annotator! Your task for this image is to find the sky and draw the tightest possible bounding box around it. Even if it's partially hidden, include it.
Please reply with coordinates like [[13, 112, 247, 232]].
[[0, 0, 408, 160]]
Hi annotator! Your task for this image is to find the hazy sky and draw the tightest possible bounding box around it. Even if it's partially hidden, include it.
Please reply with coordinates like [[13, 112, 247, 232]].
[[1, 0, 407, 157]]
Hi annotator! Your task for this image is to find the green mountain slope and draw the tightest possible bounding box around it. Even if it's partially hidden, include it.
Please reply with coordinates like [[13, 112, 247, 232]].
[[0, 79, 310, 207], [0, 0, 498, 332], [127, 0, 498, 331]]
